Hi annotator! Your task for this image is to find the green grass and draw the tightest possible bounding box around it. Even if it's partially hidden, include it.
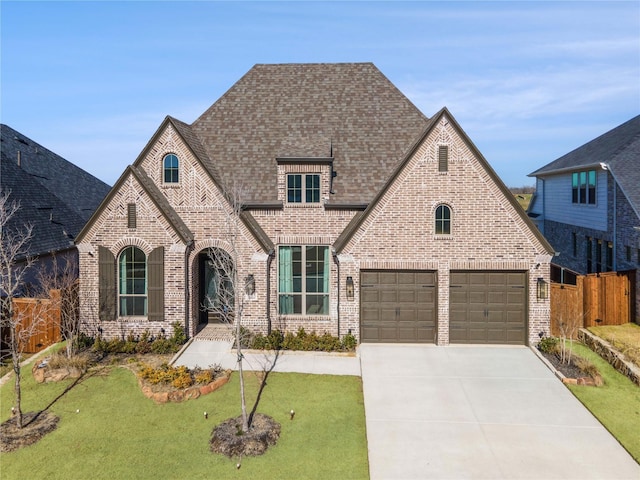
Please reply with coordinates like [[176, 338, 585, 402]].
[[587, 323, 640, 367], [513, 193, 532, 210], [565, 342, 640, 463], [1, 356, 369, 479]]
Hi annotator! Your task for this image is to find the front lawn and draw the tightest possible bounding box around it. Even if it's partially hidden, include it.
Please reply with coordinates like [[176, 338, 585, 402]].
[[1, 355, 369, 479], [565, 342, 640, 463]]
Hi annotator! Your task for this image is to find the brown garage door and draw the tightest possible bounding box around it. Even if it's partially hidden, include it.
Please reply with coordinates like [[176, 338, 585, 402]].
[[360, 270, 437, 343], [449, 271, 527, 345]]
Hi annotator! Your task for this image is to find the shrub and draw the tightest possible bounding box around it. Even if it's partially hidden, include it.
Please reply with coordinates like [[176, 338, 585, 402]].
[[250, 328, 357, 352], [341, 333, 357, 351], [150, 338, 174, 354], [138, 363, 222, 388], [170, 322, 187, 346], [537, 336, 560, 354]]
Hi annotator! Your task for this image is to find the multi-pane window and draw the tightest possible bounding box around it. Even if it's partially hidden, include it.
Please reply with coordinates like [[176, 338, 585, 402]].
[[287, 174, 320, 203], [278, 246, 329, 315], [572, 170, 596, 204], [119, 246, 147, 316], [163, 154, 179, 184], [435, 204, 451, 235]]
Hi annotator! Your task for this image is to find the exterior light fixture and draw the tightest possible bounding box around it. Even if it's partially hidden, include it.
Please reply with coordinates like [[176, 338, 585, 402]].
[[536, 277, 549, 301], [245, 274, 255, 296], [346, 276, 354, 300]]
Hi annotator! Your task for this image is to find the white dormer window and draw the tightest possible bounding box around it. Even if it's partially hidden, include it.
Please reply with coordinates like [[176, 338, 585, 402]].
[[287, 174, 320, 203]]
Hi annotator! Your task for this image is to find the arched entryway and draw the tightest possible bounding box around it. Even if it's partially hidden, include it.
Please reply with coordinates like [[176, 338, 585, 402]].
[[197, 248, 235, 325]]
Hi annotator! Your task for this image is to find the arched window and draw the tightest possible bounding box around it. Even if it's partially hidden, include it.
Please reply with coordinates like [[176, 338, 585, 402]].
[[119, 246, 147, 316], [163, 154, 179, 183], [435, 204, 451, 235]]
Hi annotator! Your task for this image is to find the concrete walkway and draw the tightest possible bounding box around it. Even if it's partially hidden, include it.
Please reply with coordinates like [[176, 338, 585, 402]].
[[172, 338, 361, 376], [360, 344, 639, 480]]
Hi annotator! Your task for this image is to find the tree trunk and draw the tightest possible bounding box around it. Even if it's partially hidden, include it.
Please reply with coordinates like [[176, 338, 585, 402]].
[[237, 319, 249, 433]]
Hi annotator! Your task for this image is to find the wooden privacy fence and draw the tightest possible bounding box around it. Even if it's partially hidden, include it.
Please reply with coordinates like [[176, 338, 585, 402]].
[[7, 290, 62, 354], [551, 271, 634, 337]]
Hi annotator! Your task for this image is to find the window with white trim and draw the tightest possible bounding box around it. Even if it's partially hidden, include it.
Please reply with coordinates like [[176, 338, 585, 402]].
[[278, 246, 329, 315]]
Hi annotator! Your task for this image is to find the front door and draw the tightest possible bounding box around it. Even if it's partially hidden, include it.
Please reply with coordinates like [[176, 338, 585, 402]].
[[198, 250, 234, 324]]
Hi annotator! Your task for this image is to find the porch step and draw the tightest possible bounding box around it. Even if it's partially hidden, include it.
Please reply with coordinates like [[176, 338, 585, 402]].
[[195, 323, 235, 342]]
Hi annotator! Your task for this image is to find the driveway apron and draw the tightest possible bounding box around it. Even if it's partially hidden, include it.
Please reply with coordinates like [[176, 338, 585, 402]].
[[360, 344, 639, 480]]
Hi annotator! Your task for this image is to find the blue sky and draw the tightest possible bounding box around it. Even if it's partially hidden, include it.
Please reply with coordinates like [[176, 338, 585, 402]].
[[2, 1, 639, 188]]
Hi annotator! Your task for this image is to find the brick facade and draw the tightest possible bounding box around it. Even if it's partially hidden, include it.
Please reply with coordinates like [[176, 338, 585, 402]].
[[78, 112, 552, 345]]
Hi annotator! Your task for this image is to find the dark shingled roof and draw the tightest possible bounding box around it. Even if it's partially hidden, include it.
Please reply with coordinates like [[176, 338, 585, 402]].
[[190, 63, 430, 205], [529, 115, 640, 218], [1, 124, 111, 259]]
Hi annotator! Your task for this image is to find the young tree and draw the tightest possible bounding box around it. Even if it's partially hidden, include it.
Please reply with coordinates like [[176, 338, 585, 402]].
[[0, 189, 40, 428], [202, 182, 254, 433], [36, 254, 80, 359]]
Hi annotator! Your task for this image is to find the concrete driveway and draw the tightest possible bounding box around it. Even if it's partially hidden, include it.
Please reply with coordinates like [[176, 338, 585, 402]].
[[360, 344, 639, 480]]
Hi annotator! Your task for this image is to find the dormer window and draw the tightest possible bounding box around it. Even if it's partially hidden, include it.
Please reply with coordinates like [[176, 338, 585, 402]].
[[163, 154, 179, 184], [287, 174, 320, 203]]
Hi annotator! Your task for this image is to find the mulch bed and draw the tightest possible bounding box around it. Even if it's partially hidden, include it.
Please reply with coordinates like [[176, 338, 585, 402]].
[[210, 413, 280, 458], [0, 411, 59, 453], [540, 350, 585, 379]]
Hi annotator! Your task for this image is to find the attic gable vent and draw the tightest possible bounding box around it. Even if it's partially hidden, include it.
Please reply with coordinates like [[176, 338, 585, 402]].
[[127, 203, 137, 229], [438, 146, 449, 172]]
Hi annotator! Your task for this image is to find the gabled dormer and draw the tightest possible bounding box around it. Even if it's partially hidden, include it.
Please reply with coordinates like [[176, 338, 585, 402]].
[[276, 157, 334, 207]]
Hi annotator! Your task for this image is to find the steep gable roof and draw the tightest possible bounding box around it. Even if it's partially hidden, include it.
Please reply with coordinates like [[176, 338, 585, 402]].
[[190, 63, 430, 205], [529, 115, 640, 218], [335, 108, 554, 254], [75, 165, 195, 245], [0, 124, 111, 259]]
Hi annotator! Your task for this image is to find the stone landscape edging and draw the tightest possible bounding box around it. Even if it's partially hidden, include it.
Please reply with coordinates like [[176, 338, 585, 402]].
[[578, 328, 640, 386], [138, 369, 232, 404]]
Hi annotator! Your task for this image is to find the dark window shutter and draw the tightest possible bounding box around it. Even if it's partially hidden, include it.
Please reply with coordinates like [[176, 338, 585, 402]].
[[147, 246, 164, 322], [438, 146, 449, 172], [127, 204, 137, 229], [98, 246, 116, 321]]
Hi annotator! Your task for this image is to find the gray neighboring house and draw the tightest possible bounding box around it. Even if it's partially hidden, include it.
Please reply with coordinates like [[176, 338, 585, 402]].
[[0, 124, 111, 293], [528, 115, 640, 322]]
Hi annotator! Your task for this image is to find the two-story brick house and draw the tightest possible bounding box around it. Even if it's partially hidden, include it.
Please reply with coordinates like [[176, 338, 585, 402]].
[[528, 115, 640, 322], [76, 63, 553, 346]]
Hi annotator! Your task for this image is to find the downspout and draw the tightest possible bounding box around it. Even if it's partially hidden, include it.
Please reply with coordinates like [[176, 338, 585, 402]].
[[602, 164, 617, 270], [332, 248, 340, 338], [266, 249, 275, 335], [184, 240, 194, 339]]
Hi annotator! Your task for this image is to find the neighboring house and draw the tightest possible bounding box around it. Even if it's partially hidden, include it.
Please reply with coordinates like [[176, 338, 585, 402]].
[[0, 124, 111, 291], [1, 125, 111, 356], [76, 63, 553, 346], [528, 115, 640, 321]]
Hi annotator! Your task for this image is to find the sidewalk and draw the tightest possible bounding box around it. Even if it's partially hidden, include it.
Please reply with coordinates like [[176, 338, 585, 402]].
[[171, 339, 362, 376]]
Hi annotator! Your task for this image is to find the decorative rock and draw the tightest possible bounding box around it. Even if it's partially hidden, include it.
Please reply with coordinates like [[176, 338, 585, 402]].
[[140, 371, 232, 404]]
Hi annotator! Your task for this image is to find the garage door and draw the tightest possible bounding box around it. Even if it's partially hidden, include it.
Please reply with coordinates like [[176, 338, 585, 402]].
[[360, 270, 437, 343], [449, 271, 527, 345]]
